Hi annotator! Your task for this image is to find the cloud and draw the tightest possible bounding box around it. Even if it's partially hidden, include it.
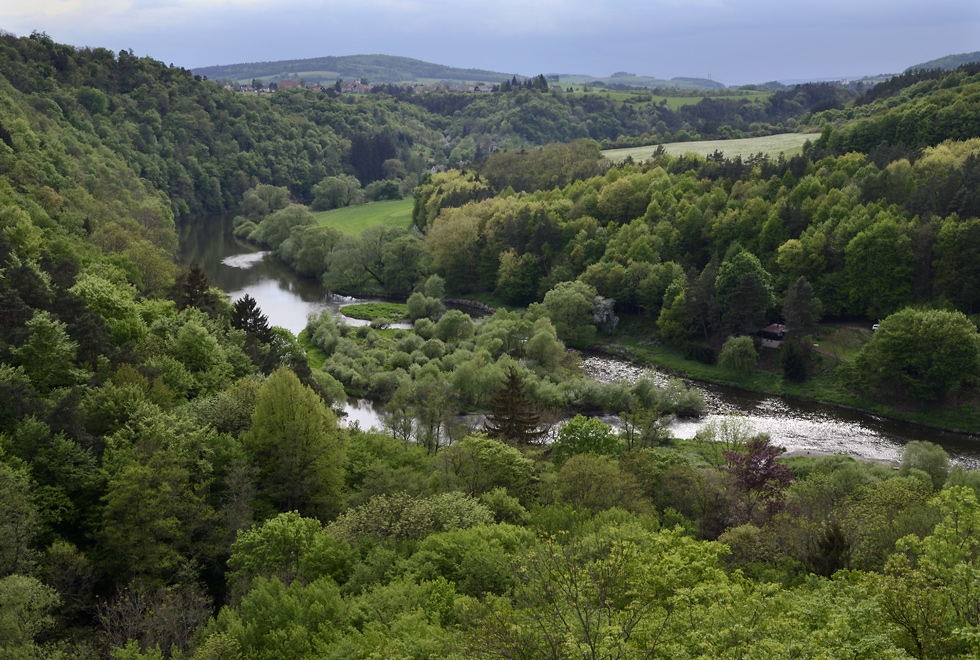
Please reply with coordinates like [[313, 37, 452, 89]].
[[4, 0, 978, 82]]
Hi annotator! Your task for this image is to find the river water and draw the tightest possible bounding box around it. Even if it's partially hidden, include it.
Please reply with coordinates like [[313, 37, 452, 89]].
[[179, 215, 980, 468]]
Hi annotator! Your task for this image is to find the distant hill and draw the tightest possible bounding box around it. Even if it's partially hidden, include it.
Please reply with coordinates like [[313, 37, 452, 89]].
[[555, 73, 727, 90], [191, 54, 519, 85], [906, 51, 980, 72]]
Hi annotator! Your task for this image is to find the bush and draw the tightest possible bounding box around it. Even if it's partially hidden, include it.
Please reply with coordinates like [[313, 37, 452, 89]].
[[414, 318, 435, 339], [551, 415, 621, 466], [682, 341, 716, 365], [719, 335, 757, 375]]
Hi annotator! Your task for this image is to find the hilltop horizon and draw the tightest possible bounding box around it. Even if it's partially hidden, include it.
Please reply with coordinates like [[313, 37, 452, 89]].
[[6, 0, 976, 86]]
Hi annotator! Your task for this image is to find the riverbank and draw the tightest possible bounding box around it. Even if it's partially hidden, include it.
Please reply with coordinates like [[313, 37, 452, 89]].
[[599, 332, 980, 436]]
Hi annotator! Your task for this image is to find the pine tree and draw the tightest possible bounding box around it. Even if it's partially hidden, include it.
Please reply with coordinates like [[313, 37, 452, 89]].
[[483, 366, 545, 445], [231, 294, 272, 344], [174, 264, 219, 315]]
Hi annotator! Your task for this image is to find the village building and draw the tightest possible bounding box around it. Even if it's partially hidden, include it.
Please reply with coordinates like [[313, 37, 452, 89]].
[[758, 323, 788, 348]]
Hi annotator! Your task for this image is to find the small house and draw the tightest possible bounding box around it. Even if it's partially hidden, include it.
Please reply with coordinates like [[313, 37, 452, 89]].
[[759, 323, 787, 348]]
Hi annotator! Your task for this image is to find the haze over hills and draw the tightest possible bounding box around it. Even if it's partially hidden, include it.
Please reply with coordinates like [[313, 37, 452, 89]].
[[191, 54, 520, 86], [191, 49, 980, 91], [906, 50, 980, 72], [192, 54, 731, 90]]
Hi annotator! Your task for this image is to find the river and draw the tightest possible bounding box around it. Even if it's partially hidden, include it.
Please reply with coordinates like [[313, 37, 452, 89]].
[[179, 214, 980, 468]]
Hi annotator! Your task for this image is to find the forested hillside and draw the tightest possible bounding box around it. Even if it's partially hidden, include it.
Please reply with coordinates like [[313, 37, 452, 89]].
[[4, 30, 980, 660], [192, 54, 519, 86]]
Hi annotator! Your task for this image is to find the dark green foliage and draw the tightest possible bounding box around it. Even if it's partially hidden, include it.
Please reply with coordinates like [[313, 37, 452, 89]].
[[231, 294, 272, 344], [173, 265, 219, 316], [783, 277, 821, 335], [805, 520, 851, 577], [850, 308, 980, 400], [781, 339, 810, 383], [483, 366, 544, 445]]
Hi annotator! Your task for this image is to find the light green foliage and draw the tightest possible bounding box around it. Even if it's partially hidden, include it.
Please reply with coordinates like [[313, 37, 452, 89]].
[[110, 640, 165, 660], [877, 486, 980, 658], [552, 415, 620, 466], [459, 527, 731, 659], [718, 335, 758, 375], [245, 367, 346, 521], [618, 402, 673, 450], [241, 185, 290, 221], [432, 434, 536, 501], [310, 370, 346, 407], [11, 310, 88, 394], [251, 204, 317, 250], [0, 575, 63, 660], [850, 307, 980, 400], [899, 440, 950, 490], [70, 270, 147, 345], [341, 577, 454, 657], [344, 430, 431, 504], [0, 205, 44, 261], [228, 511, 352, 600], [539, 280, 598, 348], [277, 225, 343, 277], [433, 309, 474, 345], [422, 274, 445, 300], [845, 476, 939, 571], [312, 174, 363, 211], [405, 292, 444, 322], [326, 492, 493, 546], [845, 217, 914, 319], [213, 576, 344, 660], [657, 288, 688, 344], [555, 453, 650, 514], [407, 523, 533, 597]]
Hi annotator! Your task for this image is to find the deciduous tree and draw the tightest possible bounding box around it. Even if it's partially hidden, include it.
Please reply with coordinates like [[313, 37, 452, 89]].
[[245, 367, 346, 521]]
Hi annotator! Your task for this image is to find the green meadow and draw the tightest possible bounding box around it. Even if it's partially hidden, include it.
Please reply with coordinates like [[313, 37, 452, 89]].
[[602, 132, 820, 162], [314, 199, 414, 234]]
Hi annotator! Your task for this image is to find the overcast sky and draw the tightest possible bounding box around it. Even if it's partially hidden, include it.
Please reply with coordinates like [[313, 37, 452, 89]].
[[4, 0, 979, 85]]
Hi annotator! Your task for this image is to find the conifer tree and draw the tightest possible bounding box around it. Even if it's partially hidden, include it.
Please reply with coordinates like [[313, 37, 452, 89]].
[[483, 366, 545, 445], [231, 294, 272, 344], [174, 264, 219, 316]]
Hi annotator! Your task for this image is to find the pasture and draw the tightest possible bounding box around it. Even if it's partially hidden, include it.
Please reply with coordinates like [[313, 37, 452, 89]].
[[314, 199, 414, 234], [602, 132, 820, 162]]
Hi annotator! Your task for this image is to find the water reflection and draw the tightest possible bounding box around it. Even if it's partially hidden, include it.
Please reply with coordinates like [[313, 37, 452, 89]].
[[583, 354, 980, 468], [181, 214, 980, 468], [181, 216, 408, 334]]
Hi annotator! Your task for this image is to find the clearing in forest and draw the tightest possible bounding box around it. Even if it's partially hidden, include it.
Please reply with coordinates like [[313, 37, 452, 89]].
[[314, 199, 414, 234], [603, 132, 820, 162]]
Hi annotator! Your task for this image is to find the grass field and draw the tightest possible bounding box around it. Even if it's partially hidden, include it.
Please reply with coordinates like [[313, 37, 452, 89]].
[[603, 132, 820, 162], [314, 199, 414, 234], [340, 302, 408, 322]]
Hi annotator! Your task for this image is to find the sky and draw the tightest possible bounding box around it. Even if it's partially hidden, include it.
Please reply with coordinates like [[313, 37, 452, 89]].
[[3, 0, 979, 85]]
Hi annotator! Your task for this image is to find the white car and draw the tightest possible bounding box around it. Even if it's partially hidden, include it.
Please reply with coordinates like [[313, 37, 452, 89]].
[[872, 323, 880, 332]]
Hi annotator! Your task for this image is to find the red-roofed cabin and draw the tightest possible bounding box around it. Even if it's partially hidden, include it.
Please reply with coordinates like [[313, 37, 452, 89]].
[[759, 323, 787, 348]]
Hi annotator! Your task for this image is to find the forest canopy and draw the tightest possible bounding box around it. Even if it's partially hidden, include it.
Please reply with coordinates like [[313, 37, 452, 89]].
[[3, 30, 980, 660]]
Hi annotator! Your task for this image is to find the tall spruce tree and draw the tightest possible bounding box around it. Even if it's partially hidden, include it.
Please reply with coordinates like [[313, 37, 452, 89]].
[[483, 366, 545, 445], [231, 294, 272, 344]]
